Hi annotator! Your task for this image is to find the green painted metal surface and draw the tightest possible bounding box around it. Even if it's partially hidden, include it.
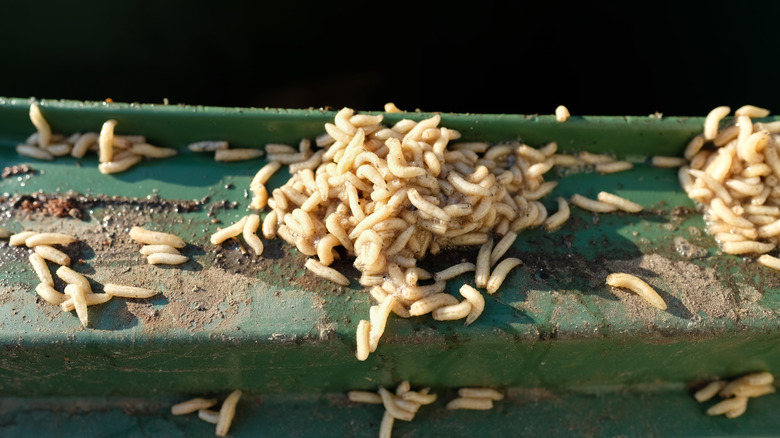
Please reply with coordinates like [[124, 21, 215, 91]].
[[2, 388, 779, 438], [0, 98, 779, 435]]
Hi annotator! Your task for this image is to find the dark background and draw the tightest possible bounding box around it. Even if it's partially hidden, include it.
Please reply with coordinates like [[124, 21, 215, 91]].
[[1, 1, 778, 116]]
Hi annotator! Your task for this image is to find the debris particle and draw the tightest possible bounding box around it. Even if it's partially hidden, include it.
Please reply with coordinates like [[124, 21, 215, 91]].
[[674, 236, 707, 259], [2, 164, 34, 178], [207, 200, 239, 217]]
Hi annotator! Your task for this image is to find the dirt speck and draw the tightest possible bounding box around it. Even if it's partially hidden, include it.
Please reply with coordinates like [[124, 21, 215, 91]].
[[673, 236, 707, 260], [8, 190, 204, 222], [2, 165, 34, 179]]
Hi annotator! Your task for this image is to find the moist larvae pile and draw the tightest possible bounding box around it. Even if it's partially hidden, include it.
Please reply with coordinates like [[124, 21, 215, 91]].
[[681, 105, 780, 268], [252, 107, 574, 360]]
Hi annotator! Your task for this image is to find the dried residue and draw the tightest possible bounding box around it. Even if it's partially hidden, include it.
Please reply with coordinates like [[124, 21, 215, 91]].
[[606, 254, 737, 322]]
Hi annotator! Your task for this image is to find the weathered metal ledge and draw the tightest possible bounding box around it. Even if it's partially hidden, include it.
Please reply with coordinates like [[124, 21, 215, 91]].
[[0, 98, 777, 402]]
